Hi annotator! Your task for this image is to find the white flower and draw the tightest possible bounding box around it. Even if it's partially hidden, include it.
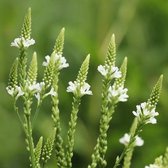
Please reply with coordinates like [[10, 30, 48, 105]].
[[42, 55, 50, 66], [47, 87, 57, 97], [135, 136, 144, 146], [80, 82, 92, 96], [28, 82, 45, 93], [11, 37, 35, 48], [108, 85, 128, 102], [97, 65, 121, 79], [35, 93, 40, 102], [58, 56, 69, 69], [67, 81, 77, 93], [6, 86, 15, 96], [42, 53, 69, 70], [132, 102, 159, 124], [119, 133, 144, 146], [119, 133, 130, 146], [145, 164, 160, 168], [97, 65, 108, 76], [67, 81, 92, 96], [15, 86, 24, 97], [6, 86, 24, 98]]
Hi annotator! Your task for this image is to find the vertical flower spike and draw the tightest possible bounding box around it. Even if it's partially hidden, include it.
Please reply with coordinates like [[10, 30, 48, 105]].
[[97, 34, 121, 80], [34, 136, 43, 168], [76, 54, 90, 86], [41, 129, 56, 165], [105, 34, 116, 67], [43, 54, 55, 88], [53, 27, 65, 55], [21, 8, 31, 40], [67, 54, 92, 97], [27, 52, 38, 85], [6, 58, 18, 96], [7, 58, 18, 89], [148, 75, 163, 107], [108, 57, 128, 103]]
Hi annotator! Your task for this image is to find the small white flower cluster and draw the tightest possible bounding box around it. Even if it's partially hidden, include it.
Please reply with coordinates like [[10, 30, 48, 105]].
[[11, 37, 35, 48], [132, 102, 159, 124], [6, 81, 57, 101], [108, 84, 128, 102], [145, 164, 160, 168], [6, 86, 24, 99], [97, 65, 121, 79], [42, 53, 69, 70], [119, 133, 144, 147], [67, 81, 92, 97]]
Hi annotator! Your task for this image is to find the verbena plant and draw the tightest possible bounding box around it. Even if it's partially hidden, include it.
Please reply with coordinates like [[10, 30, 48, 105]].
[[6, 8, 168, 168]]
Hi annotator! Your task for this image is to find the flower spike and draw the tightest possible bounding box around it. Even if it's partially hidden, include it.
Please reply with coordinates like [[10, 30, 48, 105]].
[[21, 8, 32, 39], [27, 52, 38, 85], [148, 75, 163, 107], [105, 34, 116, 67], [53, 27, 65, 55]]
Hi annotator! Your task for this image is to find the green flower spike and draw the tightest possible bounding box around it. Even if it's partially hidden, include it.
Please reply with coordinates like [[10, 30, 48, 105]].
[[148, 74, 163, 107], [34, 136, 43, 168], [21, 8, 31, 40], [53, 27, 65, 55], [67, 54, 92, 97], [88, 35, 121, 168], [66, 55, 91, 167], [27, 52, 38, 85], [7, 58, 18, 90], [42, 129, 56, 166], [114, 75, 163, 168], [105, 34, 116, 67]]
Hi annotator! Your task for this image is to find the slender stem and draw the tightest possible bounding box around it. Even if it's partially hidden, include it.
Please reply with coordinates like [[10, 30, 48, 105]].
[[26, 115, 35, 168], [66, 96, 81, 168], [23, 98, 36, 168]]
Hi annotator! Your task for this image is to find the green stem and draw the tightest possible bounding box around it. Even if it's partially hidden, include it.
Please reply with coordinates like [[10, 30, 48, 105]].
[[66, 96, 81, 168], [23, 98, 36, 168], [51, 73, 66, 168], [88, 79, 112, 168]]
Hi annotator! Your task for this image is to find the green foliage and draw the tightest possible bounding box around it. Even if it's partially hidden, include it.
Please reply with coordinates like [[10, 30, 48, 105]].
[[4, 4, 168, 168]]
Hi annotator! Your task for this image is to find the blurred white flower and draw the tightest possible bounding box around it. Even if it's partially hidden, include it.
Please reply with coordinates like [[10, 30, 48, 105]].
[[11, 37, 35, 48], [42, 53, 69, 70], [108, 85, 128, 102], [132, 102, 159, 124], [67, 81, 92, 97], [42, 55, 50, 66], [97, 65, 121, 79], [119, 133, 144, 146]]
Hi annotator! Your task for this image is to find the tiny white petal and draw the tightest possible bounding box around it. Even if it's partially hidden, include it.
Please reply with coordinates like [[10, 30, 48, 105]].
[[48, 87, 57, 96], [97, 65, 108, 76], [80, 83, 92, 96], [42, 55, 50, 66], [6, 86, 15, 96], [67, 81, 77, 93], [119, 133, 130, 146], [135, 136, 144, 146]]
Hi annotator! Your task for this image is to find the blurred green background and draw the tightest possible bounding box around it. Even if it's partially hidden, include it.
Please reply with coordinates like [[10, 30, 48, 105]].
[[0, 0, 168, 167]]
